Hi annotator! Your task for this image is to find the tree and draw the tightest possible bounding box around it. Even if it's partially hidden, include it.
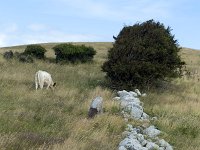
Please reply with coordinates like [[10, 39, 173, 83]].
[[102, 19, 185, 89]]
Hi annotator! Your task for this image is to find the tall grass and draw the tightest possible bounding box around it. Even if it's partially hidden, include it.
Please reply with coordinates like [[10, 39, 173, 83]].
[[0, 43, 200, 149], [141, 48, 200, 150], [0, 43, 127, 150]]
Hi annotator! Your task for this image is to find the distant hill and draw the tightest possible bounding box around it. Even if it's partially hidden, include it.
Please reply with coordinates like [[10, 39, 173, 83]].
[[1, 42, 199, 66]]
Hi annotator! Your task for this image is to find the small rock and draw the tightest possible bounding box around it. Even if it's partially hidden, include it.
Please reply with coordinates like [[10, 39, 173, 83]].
[[159, 139, 169, 147], [118, 146, 127, 150], [126, 124, 133, 131], [146, 141, 160, 150], [135, 89, 141, 96], [88, 96, 103, 118], [113, 96, 121, 100], [129, 91, 138, 97], [141, 93, 147, 97], [141, 112, 150, 120], [143, 126, 161, 138]]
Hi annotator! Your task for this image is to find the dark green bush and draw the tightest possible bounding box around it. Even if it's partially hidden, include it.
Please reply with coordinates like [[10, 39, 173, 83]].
[[53, 43, 96, 63], [102, 19, 185, 89], [24, 44, 47, 59], [3, 50, 13, 59]]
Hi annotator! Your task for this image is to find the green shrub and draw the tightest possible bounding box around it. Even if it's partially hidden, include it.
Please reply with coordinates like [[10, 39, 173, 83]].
[[24, 44, 47, 59], [102, 19, 185, 89], [53, 43, 96, 63]]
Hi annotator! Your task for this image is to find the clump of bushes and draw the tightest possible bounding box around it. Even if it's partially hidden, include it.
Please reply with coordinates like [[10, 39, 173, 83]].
[[3, 50, 14, 59], [2, 44, 46, 63], [23, 44, 47, 59], [102, 19, 185, 89], [53, 43, 96, 63], [2, 50, 34, 63]]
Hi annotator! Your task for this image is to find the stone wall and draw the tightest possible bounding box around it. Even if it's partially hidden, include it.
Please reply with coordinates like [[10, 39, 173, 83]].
[[114, 89, 173, 150]]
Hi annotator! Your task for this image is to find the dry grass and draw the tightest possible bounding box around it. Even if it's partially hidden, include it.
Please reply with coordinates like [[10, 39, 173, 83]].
[[0, 43, 200, 150], [0, 42, 126, 150], [140, 47, 200, 150]]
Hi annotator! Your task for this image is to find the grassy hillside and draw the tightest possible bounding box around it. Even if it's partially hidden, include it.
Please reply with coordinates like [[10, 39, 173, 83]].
[[0, 43, 200, 150]]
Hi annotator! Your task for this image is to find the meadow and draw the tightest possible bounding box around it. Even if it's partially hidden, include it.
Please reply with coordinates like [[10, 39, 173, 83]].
[[0, 42, 200, 150]]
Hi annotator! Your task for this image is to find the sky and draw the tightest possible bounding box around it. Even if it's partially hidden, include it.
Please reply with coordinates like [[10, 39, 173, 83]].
[[0, 0, 200, 49]]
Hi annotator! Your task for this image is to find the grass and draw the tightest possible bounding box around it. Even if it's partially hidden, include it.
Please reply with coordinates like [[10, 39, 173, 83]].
[[0, 42, 200, 149], [0, 42, 126, 150]]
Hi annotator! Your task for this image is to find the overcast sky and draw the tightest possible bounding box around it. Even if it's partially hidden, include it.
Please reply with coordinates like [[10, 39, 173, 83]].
[[0, 0, 199, 49]]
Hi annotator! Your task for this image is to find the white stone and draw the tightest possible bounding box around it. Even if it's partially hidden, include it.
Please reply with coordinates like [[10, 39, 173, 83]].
[[117, 90, 131, 98], [118, 146, 127, 150], [119, 138, 143, 150], [90, 96, 103, 113], [165, 145, 173, 150], [129, 91, 138, 97], [116, 89, 173, 150], [130, 105, 143, 119], [136, 133, 145, 143], [130, 129, 139, 135], [159, 139, 169, 147], [158, 139, 173, 149], [128, 133, 137, 139], [141, 93, 147, 97], [118, 138, 129, 147], [113, 96, 121, 100], [143, 126, 161, 138], [141, 140, 148, 146], [141, 112, 150, 120], [120, 99, 141, 110], [126, 124, 133, 131], [135, 89, 141, 96], [146, 142, 160, 150], [122, 113, 131, 119]]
